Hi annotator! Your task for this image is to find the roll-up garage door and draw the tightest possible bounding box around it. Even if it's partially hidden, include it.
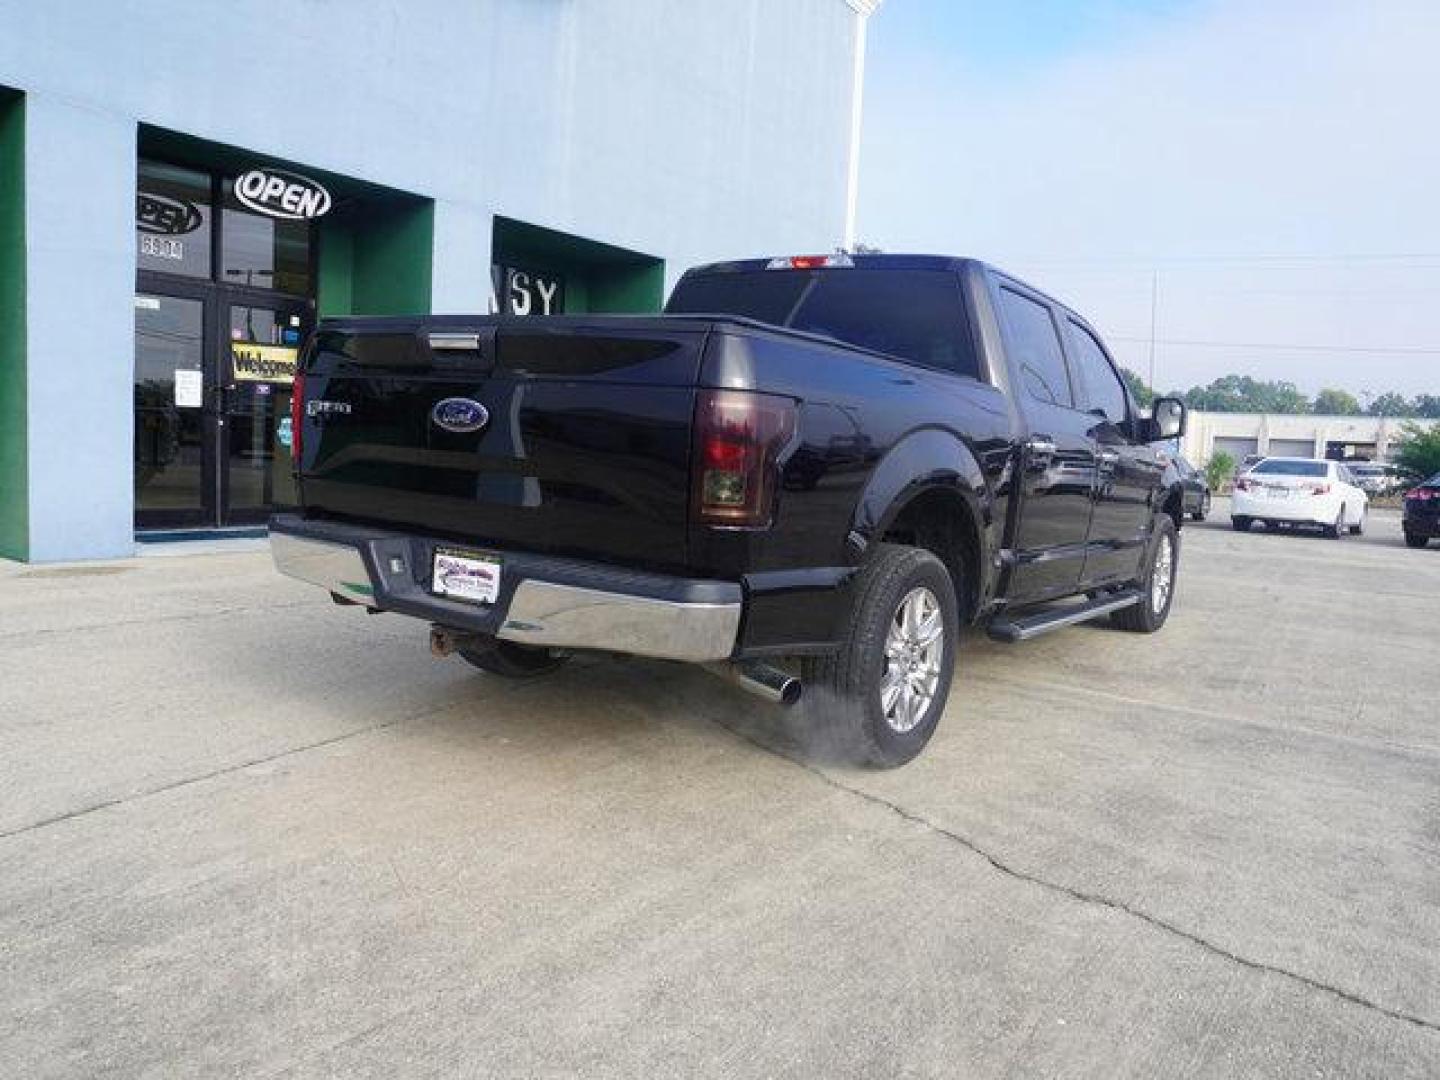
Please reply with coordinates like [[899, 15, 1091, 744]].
[[1267, 439, 1315, 458], [1213, 437, 1259, 461]]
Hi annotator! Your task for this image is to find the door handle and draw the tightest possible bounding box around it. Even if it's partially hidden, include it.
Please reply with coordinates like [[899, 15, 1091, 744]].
[[1098, 449, 1120, 467]]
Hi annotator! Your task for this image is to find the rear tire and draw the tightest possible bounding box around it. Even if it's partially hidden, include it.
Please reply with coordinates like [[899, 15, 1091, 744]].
[[1231, 516, 1252, 532], [800, 544, 958, 769], [1327, 506, 1346, 539], [1192, 493, 1210, 522], [1111, 515, 1179, 634], [1349, 509, 1365, 536], [458, 639, 570, 678], [1405, 529, 1429, 549]]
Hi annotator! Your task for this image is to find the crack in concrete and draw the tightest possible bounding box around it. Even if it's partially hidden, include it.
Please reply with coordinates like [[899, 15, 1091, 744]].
[[716, 721, 1440, 1038], [0, 600, 318, 643], [0, 698, 471, 842]]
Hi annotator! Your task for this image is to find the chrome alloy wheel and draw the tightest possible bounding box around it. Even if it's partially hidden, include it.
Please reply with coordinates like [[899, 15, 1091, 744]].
[[880, 586, 945, 733], [1151, 532, 1175, 614]]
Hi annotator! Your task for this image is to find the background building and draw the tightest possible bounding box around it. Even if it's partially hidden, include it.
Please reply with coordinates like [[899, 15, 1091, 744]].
[[0, 0, 878, 561], [1181, 411, 1436, 466]]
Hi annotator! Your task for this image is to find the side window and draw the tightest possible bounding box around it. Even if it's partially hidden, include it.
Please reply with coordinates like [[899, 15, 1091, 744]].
[[997, 287, 1073, 408], [1066, 321, 1129, 425]]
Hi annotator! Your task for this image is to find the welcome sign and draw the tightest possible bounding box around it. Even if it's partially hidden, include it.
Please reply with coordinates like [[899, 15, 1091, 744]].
[[232, 343, 298, 384]]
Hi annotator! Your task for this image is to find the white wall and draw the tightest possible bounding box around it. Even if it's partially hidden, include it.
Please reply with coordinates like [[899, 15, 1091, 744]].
[[1182, 412, 1438, 464], [0, 0, 864, 558]]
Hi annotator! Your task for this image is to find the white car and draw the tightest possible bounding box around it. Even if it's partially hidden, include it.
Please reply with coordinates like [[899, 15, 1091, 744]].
[[1231, 457, 1368, 537]]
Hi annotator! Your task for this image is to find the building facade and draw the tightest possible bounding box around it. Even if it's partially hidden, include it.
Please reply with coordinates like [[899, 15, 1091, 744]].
[[0, 0, 877, 561], [1180, 411, 1435, 466]]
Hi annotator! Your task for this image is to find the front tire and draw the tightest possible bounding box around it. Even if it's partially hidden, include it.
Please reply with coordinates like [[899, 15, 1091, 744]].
[[458, 639, 570, 678], [1111, 515, 1179, 633], [1232, 515, 1252, 532], [1192, 493, 1210, 522], [800, 544, 958, 769]]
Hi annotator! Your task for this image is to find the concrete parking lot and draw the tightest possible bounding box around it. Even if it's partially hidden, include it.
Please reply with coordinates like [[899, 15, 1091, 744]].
[[3, 501, 1439, 1078]]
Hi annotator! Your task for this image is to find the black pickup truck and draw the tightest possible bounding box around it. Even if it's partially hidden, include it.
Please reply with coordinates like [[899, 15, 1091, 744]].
[[272, 254, 1187, 767]]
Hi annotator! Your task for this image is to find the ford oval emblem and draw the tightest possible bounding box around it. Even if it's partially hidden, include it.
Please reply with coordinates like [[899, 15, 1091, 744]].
[[431, 397, 490, 434]]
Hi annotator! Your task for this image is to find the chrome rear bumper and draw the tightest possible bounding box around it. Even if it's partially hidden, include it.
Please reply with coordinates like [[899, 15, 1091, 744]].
[[270, 521, 742, 663]]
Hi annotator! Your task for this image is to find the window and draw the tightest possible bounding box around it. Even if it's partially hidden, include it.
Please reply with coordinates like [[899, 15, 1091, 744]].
[[997, 287, 1072, 407], [1253, 459, 1327, 477], [1066, 321, 1129, 424], [136, 161, 212, 279], [221, 178, 313, 295], [666, 269, 980, 377]]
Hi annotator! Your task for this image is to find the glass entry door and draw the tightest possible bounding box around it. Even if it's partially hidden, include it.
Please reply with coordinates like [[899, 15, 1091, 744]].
[[133, 286, 311, 529], [134, 290, 211, 527], [220, 295, 310, 525]]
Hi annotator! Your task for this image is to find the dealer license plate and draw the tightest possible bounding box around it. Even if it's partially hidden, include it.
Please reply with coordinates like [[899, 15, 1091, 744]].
[[432, 548, 502, 605]]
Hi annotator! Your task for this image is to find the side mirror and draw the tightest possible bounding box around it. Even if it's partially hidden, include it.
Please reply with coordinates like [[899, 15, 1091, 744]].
[[1149, 396, 1186, 441]]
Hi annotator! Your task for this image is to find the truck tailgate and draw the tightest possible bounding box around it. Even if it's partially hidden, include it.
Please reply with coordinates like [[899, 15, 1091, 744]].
[[296, 318, 707, 571]]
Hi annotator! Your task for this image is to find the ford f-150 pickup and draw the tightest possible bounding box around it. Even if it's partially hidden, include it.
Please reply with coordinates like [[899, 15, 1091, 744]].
[[271, 254, 1188, 766]]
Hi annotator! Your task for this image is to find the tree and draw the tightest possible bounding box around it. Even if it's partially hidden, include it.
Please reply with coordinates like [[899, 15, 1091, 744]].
[[1181, 375, 1309, 414], [1410, 394, 1440, 419], [1392, 422, 1440, 479], [1120, 367, 1155, 408], [1369, 392, 1412, 417], [1204, 450, 1236, 489], [1312, 388, 1361, 415]]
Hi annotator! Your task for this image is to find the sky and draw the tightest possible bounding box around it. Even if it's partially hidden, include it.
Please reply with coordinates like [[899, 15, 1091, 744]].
[[856, 0, 1440, 401]]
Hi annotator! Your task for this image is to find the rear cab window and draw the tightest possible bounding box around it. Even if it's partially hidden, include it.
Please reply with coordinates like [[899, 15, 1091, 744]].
[[666, 268, 980, 378]]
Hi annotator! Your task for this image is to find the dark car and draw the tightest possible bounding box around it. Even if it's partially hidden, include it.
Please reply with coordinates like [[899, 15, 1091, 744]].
[[1403, 472, 1440, 548], [271, 254, 1188, 767], [1171, 455, 1211, 521]]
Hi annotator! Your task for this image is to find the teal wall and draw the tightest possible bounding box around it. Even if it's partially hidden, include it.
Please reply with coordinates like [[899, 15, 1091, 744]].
[[318, 201, 434, 317], [0, 90, 24, 560]]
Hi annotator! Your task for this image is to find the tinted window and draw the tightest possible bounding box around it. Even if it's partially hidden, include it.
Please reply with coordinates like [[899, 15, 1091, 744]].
[[221, 178, 314, 295], [1253, 459, 1328, 477], [997, 288, 1072, 407], [666, 269, 978, 377], [667, 271, 808, 327], [136, 160, 212, 279], [1066, 321, 1128, 423]]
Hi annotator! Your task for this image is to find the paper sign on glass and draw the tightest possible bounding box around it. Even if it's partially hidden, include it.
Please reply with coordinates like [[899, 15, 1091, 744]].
[[174, 369, 203, 408]]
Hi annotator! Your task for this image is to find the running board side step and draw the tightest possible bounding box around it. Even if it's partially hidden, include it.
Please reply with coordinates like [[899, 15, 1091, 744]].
[[986, 589, 1143, 643]]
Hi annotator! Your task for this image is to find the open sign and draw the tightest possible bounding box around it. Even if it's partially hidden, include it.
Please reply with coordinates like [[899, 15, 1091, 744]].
[[234, 167, 332, 221]]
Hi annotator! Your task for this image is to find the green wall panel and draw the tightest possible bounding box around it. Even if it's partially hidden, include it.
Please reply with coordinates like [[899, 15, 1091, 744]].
[[0, 91, 26, 561], [317, 202, 433, 318], [588, 262, 666, 314], [316, 218, 354, 318], [352, 201, 434, 316]]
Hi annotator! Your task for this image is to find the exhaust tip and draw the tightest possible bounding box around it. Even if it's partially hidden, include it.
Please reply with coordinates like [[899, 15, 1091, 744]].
[[706, 661, 803, 708], [775, 675, 803, 708]]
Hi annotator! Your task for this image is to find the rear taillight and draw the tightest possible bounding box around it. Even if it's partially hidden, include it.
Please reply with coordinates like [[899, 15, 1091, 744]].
[[289, 370, 305, 466], [692, 389, 796, 527], [1234, 477, 1252, 492], [1308, 483, 1331, 495], [1408, 488, 1436, 501]]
